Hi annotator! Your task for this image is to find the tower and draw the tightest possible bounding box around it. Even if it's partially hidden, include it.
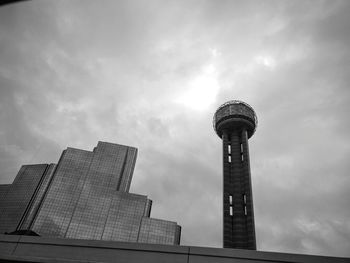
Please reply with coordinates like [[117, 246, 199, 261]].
[[213, 100, 257, 250]]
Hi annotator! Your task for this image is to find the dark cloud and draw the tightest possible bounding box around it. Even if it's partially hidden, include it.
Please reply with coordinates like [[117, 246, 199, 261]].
[[0, 0, 349, 258]]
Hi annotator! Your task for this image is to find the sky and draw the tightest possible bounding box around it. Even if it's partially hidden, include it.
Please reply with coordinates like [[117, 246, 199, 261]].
[[0, 0, 350, 258]]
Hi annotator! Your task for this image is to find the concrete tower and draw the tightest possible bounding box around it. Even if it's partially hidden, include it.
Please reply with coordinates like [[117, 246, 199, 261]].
[[213, 100, 257, 250]]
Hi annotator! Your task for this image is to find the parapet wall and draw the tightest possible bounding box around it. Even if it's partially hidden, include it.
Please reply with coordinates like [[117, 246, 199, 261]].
[[0, 234, 348, 263]]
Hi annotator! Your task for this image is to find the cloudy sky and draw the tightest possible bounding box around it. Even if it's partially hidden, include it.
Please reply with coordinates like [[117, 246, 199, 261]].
[[1, 0, 350, 258]]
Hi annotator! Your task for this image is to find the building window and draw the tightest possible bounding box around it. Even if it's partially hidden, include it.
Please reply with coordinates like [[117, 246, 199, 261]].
[[228, 145, 231, 154], [228, 156, 231, 163], [229, 206, 233, 216], [229, 195, 232, 205]]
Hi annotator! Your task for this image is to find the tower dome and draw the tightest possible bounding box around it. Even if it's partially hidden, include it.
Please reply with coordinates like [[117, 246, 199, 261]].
[[213, 100, 257, 139]]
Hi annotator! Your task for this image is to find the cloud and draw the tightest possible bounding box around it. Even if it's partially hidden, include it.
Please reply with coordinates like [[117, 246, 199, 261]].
[[0, 0, 350, 257]]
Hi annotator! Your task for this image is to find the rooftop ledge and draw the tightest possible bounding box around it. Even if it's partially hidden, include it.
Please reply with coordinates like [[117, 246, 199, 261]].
[[0, 234, 349, 263]]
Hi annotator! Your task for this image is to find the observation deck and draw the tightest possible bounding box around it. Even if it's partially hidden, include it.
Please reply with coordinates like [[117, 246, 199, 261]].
[[213, 100, 257, 139]]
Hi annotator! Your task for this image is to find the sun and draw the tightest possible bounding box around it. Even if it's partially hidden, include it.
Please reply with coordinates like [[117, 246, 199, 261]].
[[176, 64, 220, 111]]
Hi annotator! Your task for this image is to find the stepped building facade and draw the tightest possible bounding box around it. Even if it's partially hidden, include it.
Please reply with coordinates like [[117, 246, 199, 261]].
[[0, 141, 181, 245]]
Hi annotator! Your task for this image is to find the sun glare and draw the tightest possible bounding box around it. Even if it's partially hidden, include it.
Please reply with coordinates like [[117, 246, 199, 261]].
[[176, 64, 220, 111], [255, 55, 276, 69]]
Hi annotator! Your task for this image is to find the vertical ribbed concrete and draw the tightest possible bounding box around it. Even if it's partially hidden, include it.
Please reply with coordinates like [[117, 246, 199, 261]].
[[222, 131, 232, 248], [241, 129, 256, 249], [222, 130, 255, 249], [230, 131, 246, 249]]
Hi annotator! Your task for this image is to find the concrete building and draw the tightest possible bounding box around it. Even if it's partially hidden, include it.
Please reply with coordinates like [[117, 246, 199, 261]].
[[213, 100, 257, 250], [0, 234, 348, 263], [0, 141, 181, 245]]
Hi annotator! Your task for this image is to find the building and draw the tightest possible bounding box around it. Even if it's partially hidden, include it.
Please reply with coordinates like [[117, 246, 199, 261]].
[[0, 234, 349, 263], [213, 100, 257, 250], [0, 141, 181, 245]]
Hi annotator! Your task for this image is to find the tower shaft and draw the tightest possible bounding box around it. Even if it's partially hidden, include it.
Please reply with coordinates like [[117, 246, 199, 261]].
[[222, 128, 256, 249]]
